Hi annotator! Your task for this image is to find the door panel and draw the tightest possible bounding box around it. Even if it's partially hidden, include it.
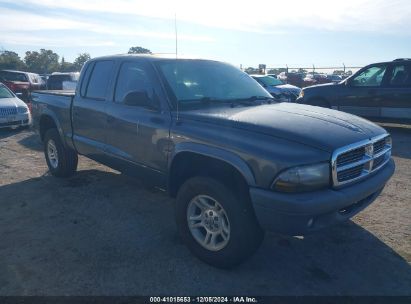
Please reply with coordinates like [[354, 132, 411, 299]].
[[378, 63, 411, 119], [338, 87, 381, 117], [72, 60, 115, 157], [105, 104, 170, 173], [72, 99, 107, 155], [104, 60, 171, 187], [337, 65, 387, 117]]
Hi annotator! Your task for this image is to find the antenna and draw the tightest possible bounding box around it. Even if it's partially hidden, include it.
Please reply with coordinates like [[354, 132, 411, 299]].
[[174, 13, 179, 121], [174, 13, 178, 59]]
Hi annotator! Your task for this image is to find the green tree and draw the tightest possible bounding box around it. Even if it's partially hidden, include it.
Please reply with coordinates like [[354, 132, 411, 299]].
[[128, 46, 152, 54], [24, 49, 59, 74], [59, 57, 75, 72], [0, 50, 26, 70], [73, 53, 91, 71]]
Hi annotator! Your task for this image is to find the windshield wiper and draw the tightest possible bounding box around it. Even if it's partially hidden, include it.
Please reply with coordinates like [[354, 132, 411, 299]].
[[229, 96, 275, 105], [178, 97, 231, 104], [178, 96, 274, 108]]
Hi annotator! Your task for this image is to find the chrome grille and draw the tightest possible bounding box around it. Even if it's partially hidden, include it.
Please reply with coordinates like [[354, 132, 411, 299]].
[[337, 146, 365, 166], [372, 154, 385, 170], [338, 164, 364, 182], [373, 139, 386, 155], [331, 134, 391, 187], [0, 107, 17, 117]]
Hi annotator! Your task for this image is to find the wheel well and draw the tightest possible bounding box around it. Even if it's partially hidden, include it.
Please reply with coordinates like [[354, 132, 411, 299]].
[[39, 115, 57, 141], [168, 152, 250, 198]]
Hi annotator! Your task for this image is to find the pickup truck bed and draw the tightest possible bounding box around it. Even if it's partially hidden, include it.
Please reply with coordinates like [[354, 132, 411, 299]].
[[31, 90, 75, 147], [34, 90, 75, 96]]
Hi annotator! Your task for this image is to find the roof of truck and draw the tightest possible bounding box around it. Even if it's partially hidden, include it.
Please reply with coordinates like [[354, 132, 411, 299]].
[[88, 54, 217, 62]]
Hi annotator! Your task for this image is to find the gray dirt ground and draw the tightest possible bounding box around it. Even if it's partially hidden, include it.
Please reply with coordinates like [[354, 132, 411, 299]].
[[0, 124, 410, 296]]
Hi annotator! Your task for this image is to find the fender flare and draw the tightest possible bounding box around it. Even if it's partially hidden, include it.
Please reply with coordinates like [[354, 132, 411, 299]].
[[38, 109, 67, 147], [169, 142, 256, 187]]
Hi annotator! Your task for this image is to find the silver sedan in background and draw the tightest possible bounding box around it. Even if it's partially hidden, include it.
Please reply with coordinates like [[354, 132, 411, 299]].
[[251, 75, 301, 102], [0, 83, 31, 129]]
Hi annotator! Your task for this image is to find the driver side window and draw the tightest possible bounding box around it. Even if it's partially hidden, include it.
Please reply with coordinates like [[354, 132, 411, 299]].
[[351, 65, 387, 87], [114, 61, 156, 105]]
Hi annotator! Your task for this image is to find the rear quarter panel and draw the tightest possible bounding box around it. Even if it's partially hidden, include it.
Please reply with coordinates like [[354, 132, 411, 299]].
[[31, 91, 75, 149]]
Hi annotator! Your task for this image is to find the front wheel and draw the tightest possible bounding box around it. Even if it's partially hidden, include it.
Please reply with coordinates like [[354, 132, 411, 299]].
[[44, 128, 78, 177], [175, 177, 264, 268]]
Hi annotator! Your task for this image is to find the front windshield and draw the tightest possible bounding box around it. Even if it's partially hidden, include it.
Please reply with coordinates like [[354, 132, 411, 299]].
[[0, 84, 14, 99], [256, 76, 284, 86], [155, 60, 272, 108]]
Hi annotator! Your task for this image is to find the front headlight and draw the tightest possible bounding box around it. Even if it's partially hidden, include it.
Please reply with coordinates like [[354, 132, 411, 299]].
[[18, 106, 29, 114], [272, 162, 330, 192], [298, 90, 304, 99]]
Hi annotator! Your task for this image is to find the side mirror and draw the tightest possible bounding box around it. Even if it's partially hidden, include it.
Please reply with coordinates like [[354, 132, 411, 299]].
[[123, 91, 153, 108]]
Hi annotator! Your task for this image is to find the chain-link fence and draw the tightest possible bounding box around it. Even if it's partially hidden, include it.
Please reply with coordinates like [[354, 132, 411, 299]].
[[242, 64, 363, 77]]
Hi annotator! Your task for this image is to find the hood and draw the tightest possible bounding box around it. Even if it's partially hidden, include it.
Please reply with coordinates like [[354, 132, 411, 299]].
[[180, 103, 386, 152], [0, 97, 27, 108]]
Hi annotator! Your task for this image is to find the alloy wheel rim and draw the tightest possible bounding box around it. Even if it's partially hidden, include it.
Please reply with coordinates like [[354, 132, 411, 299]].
[[47, 140, 59, 169], [187, 194, 230, 251]]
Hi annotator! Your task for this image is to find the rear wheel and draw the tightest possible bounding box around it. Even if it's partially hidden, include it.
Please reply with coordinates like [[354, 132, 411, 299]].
[[44, 128, 78, 177], [176, 176, 264, 268]]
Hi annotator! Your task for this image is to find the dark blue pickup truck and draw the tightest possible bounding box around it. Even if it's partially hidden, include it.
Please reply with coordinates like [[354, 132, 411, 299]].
[[32, 55, 395, 268]]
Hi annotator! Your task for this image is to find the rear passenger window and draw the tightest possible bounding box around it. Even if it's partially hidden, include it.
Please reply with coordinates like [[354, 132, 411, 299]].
[[80, 63, 93, 96], [85, 61, 114, 100]]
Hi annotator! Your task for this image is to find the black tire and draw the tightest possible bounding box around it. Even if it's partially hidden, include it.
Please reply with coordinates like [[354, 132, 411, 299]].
[[175, 176, 264, 268], [44, 128, 78, 177]]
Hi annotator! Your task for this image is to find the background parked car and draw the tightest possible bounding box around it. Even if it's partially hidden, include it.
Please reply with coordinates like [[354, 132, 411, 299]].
[[296, 58, 411, 119], [47, 72, 80, 90], [0, 83, 31, 129], [0, 70, 45, 101], [251, 75, 301, 102], [39, 74, 50, 85], [303, 73, 329, 87], [277, 72, 305, 88], [326, 74, 343, 84]]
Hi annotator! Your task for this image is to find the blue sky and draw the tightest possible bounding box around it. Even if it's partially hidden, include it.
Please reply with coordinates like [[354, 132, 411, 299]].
[[0, 0, 410, 69]]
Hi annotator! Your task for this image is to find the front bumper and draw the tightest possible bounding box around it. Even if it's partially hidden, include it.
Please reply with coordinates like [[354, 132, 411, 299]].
[[0, 113, 31, 129], [250, 158, 395, 235]]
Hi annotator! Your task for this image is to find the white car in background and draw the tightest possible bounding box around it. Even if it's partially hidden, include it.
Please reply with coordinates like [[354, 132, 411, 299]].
[[251, 75, 301, 102], [0, 83, 31, 129]]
